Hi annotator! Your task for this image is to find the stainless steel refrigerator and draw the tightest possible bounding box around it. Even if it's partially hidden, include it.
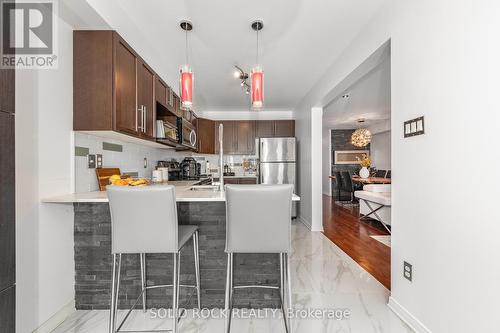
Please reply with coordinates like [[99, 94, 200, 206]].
[[259, 137, 297, 217]]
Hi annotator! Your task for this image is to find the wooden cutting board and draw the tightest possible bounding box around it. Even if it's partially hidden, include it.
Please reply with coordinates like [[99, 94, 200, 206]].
[[95, 168, 121, 191]]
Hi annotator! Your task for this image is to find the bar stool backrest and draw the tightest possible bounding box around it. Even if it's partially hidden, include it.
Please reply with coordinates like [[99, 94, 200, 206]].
[[225, 184, 293, 254], [107, 185, 178, 254]]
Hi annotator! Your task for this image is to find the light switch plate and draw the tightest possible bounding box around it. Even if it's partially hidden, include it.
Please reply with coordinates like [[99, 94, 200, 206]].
[[404, 116, 425, 138], [96, 154, 103, 168], [88, 154, 96, 169], [403, 261, 413, 282]]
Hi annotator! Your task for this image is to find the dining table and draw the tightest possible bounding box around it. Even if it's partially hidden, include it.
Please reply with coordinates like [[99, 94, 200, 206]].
[[329, 175, 391, 185]]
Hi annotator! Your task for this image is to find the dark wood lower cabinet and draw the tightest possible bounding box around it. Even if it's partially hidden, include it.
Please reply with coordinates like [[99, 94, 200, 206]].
[[217, 177, 257, 185], [0, 112, 15, 291], [238, 178, 258, 184], [0, 286, 15, 333]]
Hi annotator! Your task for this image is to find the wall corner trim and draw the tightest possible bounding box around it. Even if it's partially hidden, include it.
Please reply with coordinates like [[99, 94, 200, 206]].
[[388, 296, 432, 333], [33, 300, 76, 333], [297, 216, 312, 230]]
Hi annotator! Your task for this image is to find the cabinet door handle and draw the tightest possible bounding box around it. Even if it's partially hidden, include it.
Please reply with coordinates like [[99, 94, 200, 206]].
[[135, 108, 139, 131], [143, 106, 146, 133]]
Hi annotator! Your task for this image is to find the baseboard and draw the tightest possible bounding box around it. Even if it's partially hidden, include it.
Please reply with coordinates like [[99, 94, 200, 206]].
[[34, 300, 76, 333], [388, 297, 431, 333], [297, 216, 312, 230]]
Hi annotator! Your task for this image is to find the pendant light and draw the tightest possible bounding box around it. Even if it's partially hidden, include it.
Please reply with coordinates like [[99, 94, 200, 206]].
[[351, 119, 372, 147], [180, 20, 193, 110], [251, 20, 264, 109]]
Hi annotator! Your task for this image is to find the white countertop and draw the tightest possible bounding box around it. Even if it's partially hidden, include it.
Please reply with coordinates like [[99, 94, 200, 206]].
[[42, 181, 300, 203], [211, 175, 258, 179]]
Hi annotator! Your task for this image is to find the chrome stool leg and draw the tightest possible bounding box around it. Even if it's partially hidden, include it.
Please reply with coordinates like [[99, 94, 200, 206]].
[[109, 254, 122, 333], [285, 253, 293, 333], [224, 253, 233, 333], [172, 252, 180, 333], [108, 236, 201, 333], [140, 253, 147, 312], [109, 254, 117, 333], [193, 231, 201, 309], [280, 253, 289, 333]]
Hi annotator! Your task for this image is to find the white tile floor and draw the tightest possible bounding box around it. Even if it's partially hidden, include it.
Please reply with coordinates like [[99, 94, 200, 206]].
[[52, 222, 413, 333]]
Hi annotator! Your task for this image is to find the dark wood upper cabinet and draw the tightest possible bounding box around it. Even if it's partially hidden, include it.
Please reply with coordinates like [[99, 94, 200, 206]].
[[255, 120, 274, 138], [0, 69, 15, 114], [75, 31, 160, 142], [74, 31, 114, 130], [137, 60, 155, 138], [155, 77, 167, 108], [234, 121, 255, 155], [197, 118, 215, 154], [255, 120, 295, 139], [114, 36, 139, 136], [215, 121, 236, 154], [274, 120, 295, 137]]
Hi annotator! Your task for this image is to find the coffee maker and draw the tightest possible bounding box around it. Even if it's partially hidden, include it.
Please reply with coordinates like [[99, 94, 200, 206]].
[[179, 157, 201, 180]]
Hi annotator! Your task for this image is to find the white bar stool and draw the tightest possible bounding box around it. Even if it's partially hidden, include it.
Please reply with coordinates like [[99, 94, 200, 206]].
[[107, 185, 201, 333], [224, 184, 294, 333]]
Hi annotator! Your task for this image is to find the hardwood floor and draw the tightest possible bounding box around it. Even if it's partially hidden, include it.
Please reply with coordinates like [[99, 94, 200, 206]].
[[322, 195, 391, 289]]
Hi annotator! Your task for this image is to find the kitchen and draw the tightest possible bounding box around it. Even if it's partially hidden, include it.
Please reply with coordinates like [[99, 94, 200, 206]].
[[7, 0, 494, 332], [42, 27, 301, 332]]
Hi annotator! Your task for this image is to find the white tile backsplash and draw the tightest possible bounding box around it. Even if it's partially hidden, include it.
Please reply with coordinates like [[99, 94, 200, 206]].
[[74, 133, 167, 192], [74, 133, 260, 192]]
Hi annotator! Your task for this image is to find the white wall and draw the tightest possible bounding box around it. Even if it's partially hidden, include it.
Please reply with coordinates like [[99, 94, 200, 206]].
[[322, 128, 332, 195], [199, 110, 294, 120], [295, 0, 500, 331], [370, 131, 391, 170], [16, 16, 75, 333]]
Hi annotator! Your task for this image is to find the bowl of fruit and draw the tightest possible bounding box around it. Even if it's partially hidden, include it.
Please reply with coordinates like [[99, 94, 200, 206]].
[[109, 174, 150, 187]]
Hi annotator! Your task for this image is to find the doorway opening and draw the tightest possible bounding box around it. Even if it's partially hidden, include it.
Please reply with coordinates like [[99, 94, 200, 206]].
[[321, 42, 392, 289]]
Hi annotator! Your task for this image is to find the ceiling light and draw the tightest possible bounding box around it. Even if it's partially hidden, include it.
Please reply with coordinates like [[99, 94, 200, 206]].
[[342, 94, 350, 99], [251, 20, 264, 110], [179, 20, 193, 110], [351, 119, 371, 147], [234, 70, 241, 78]]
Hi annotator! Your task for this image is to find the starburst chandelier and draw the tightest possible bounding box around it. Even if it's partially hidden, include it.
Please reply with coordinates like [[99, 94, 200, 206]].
[[351, 119, 371, 147]]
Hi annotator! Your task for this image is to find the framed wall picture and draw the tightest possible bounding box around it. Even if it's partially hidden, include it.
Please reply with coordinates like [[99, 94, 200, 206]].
[[334, 150, 369, 165]]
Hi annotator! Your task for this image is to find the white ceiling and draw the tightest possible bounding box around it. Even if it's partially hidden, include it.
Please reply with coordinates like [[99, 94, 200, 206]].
[[80, 0, 389, 112], [323, 52, 391, 130]]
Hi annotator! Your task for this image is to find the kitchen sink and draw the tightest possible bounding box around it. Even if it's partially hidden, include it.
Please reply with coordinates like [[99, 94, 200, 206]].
[[189, 185, 220, 191]]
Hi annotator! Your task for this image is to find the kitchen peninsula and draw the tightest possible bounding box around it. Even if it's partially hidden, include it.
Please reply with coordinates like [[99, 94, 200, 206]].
[[43, 182, 299, 310]]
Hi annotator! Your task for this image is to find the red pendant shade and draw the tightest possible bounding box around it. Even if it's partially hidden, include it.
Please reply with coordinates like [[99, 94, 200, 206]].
[[251, 67, 263, 109], [180, 65, 193, 109]]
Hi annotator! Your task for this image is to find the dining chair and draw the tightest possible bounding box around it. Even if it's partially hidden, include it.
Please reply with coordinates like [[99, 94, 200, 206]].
[[334, 171, 344, 201], [374, 169, 387, 178], [341, 171, 356, 202], [386, 170, 391, 178]]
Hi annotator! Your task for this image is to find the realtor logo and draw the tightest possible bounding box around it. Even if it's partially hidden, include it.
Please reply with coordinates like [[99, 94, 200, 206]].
[[1, 0, 58, 69]]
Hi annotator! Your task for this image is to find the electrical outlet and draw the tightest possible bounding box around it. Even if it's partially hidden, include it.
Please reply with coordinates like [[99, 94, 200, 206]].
[[96, 154, 103, 168], [88, 154, 96, 169], [403, 261, 413, 282]]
